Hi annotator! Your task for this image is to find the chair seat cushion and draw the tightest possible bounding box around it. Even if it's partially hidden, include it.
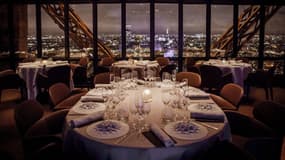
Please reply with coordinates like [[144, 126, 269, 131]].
[[210, 94, 237, 110]]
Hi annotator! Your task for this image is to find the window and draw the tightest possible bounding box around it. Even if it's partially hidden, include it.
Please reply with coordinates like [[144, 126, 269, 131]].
[[183, 4, 206, 57], [98, 4, 121, 58], [238, 5, 259, 57], [211, 5, 233, 58], [27, 5, 37, 56], [155, 4, 178, 58], [264, 6, 285, 58], [126, 3, 150, 58], [41, 4, 65, 58], [69, 4, 92, 58]]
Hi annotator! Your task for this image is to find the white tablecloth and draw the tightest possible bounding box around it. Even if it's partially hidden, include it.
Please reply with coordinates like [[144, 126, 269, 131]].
[[112, 60, 160, 79], [63, 86, 231, 160], [202, 60, 252, 86], [17, 60, 70, 99]]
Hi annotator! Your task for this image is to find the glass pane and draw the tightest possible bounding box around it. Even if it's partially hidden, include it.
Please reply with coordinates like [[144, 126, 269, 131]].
[[264, 6, 285, 58], [69, 4, 92, 59], [211, 5, 233, 58], [183, 4, 206, 58], [41, 4, 65, 58], [27, 5, 37, 57], [98, 4, 121, 58], [126, 3, 150, 59], [238, 5, 259, 57], [155, 4, 178, 58]]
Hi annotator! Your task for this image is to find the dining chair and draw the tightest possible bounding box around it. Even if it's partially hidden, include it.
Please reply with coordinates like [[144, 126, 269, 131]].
[[224, 110, 282, 160], [14, 100, 45, 138], [176, 71, 201, 88], [210, 83, 244, 110], [253, 101, 285, 137], [181, 140, 255, 160], [159, 64, 177, 80], [18, 104, 68, 159], [199, 65, 233, 94], [94, 72, 110, 86], [156, 57, 170, 67], [72, 66, 92, 89], [0, 71, 27, 103], [49, 83, 86, 111], [99, 57, 114, 67], [244, 65, 276, 100]]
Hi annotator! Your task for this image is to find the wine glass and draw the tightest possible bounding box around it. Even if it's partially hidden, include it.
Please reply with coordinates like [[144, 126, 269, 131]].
[[170, 94, 180, 121], [162, 72, 171, 82], [161, 92, 170, 107], [171, 70, 177, 82]]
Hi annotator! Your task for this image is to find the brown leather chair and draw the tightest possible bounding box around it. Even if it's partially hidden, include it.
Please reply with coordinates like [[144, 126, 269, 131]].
[[0, 71, 27, 103], [253, 101, 285, 136], [94, 72, 110, 86], [210, 83, 244, 110], [176, 71, 201, 88], [14, 100, 44, 138], [199, 65, 233, 94], [49, 83, 86, 111], [244, 65, 276, 100], [156, 57, 170, 67], [99, 57, 114, 67]]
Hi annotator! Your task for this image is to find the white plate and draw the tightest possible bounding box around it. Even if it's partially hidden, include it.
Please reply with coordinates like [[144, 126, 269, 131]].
[[86, 120, 129, 139], [164, 121, 208, 140], [72, 102, 106, 114]]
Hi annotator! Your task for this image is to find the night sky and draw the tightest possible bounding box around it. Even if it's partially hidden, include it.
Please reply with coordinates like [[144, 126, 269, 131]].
[[28, 4, 285, 35]]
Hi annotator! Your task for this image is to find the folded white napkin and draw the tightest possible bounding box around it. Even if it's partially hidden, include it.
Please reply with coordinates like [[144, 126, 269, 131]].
[[150, 123, 175, 147], [69, 111, 104, 128], [185, 90, 210, 99], [95, 84, 112, 88], [136, 79, 145, 85], [188, 103, 225, 122], [81, 95, 105, 102]]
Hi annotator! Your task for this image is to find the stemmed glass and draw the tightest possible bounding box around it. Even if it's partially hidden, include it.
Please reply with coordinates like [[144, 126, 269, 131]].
[[134, 91, 151, 133], [170, 94, 180, 121], [171, 70, 177, 82], [161, 92, 171, 107]]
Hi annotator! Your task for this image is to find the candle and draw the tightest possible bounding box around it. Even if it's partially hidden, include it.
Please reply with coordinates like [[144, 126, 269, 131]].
[[143, 89, 152, 103]]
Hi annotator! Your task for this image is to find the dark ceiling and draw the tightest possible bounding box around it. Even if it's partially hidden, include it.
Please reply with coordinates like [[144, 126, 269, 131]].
[[4, 0, 285, 5]]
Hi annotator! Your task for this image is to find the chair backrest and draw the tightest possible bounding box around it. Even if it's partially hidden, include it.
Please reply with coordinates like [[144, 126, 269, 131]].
[[25, 109, 69, 137], [100, 57, 114, 66], [72, 66, 88, 85], [199, 65, 223, 89], [159, 64, 177, 79], [49, 83, 70, 106], [220, 83, 244, 107], [79, 56, 89, 67], [225, 111, 274, 137], [0, 73, 27, 102], [47, 65, 71, 88], [14, 100, 44, 137], [176, 72, 201, 88], [156, 57, 170, 67], [0, 69, 15, 76], [253, 101, 285, 136], [94, 72, 110, 85]]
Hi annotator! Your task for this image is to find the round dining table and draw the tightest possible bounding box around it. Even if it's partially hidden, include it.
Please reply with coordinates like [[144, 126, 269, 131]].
[[63, 81, 231, 160], [17, 60, 70, 99], [200, 59, 252, 87]]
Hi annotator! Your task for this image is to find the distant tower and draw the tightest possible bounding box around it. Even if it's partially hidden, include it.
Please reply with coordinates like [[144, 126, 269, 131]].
[[166, 28, 169, 35], [126, 25, 132, 38]]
